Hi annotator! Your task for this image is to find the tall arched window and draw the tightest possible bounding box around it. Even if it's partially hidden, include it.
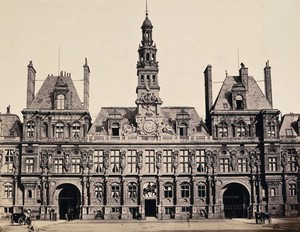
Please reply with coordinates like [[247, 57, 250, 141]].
[[111, 183, 120, 198], [95, 183, 103, 199], [267, 122, 276, 137], [164, 182, 173, 198], [72, 122, 81, 138], [4, 183, 13, 198], [128, 183, 137, 198], [198, 183, 206, 198], [181, 182, 190, 198], [217, 121, 229, 137], [57, 94, 65, 110], [26, 121, 35, 138], [55, 122, 64, 138]]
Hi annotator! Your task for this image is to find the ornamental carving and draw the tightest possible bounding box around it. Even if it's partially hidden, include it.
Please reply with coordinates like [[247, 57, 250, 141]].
[[136, 93, 162, 104], [143, 182, 157, 197]]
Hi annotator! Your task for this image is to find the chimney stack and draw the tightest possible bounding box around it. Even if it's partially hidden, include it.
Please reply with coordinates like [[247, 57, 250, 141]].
[[83, 58, 90, 111], [239, 63, 248, 89], [264, 60, 273, 107], [204, 65, 213, 131], [26, 61, 36, 108]]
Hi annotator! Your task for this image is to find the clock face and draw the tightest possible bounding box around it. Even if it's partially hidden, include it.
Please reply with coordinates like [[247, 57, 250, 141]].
[[143, 120, 157, 133]]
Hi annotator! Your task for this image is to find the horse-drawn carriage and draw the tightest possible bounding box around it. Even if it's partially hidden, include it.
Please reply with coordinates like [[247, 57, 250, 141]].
[[10, 212, 31, 226], [255, 212, 271, 224]]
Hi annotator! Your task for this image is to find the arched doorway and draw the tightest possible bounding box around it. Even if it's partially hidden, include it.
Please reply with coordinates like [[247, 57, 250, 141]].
[[223, 183, 250, 218], [58, 184, 81, 220]]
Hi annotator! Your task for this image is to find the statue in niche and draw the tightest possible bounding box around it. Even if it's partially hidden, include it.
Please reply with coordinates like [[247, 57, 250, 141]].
[[230, 152, 237, 171], [172, 150, 179, 169], [211, 152, 217, 168], [137, 151, 143, 169], [13, 151, 19, 169], [41, 153, 48, 167], [120, 151, 126, 169], [281, 152, 287, 166]]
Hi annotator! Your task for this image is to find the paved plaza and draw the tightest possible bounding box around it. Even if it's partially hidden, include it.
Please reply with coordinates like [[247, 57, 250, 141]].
[[0, 218, 299, 232]]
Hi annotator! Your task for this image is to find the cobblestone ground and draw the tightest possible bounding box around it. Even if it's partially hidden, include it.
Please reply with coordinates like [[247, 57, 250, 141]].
[[0, 218, 299, 232]]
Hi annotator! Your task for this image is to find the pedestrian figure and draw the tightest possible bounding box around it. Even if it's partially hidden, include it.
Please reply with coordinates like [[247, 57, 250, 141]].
[[187, 212, 190, 227]]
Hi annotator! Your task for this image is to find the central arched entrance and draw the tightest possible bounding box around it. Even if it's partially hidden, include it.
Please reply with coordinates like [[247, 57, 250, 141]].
[[58, 184, 81, 220], [223, 183, 250, 218]]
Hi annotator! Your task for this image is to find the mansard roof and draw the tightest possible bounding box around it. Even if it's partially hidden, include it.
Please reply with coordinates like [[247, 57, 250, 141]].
[[279, 113, 300, 137], [213, 75, 272, 111], [88, 106, 208, 137], [0, 113, 22, 139], [28, 74, 84, 110]]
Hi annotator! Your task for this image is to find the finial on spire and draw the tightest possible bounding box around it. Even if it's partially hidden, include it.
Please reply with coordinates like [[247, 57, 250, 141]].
[[145, 0, 149, 17]]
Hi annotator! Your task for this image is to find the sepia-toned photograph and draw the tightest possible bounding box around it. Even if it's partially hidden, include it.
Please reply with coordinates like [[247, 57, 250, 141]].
[[0, 0, 299, 231]]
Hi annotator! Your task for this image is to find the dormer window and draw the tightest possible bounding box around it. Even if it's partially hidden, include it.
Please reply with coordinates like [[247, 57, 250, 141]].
[[72, 122, 81, 138], [235, 95, 244, 110], [179, 123, 188, 138], [111, 123, 120, 137], [57, 94, 65, 110], [26, 121, 35, 138]]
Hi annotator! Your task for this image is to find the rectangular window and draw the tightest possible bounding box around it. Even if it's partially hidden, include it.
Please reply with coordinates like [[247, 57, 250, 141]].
[[198, 185, 206, 198], [165, 207, 174, 215], [112, 207, 120, 213], [268, 157, 277, 171], [71, 158, 81, 173], [127, 150, 138, 173], [288, 156, 297, 172], [237, 158, 248, 172], [181, 207, 190, 212], [180, 150, 189, 173], [25, 158, 34, 173], [163, 150, 173, 173], [54, 159, 63, 173], [5, 149, 14, 173], [196, 150, 206, 173], [164, 185, 173, 198], [4, 186, 13, 198], [181, 184, 190, 198], [111, 150, 120, 173], [145, 150, 155, 173], [219, 158, 230, 172], [94, 150, 104, 173]]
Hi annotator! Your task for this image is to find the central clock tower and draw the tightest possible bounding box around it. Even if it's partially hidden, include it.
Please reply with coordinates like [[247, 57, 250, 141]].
[[135, 12, 163, 136]]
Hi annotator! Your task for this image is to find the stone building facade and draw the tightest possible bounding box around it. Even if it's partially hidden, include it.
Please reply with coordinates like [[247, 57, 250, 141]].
[[0, 13, 299, 220]]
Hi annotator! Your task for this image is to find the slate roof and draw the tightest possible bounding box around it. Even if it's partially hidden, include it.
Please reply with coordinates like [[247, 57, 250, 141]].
[[279, 114, 300, 137], [28, 74, 84, 110], [0, 113, 22, 138], [213, 75, 272, 111]]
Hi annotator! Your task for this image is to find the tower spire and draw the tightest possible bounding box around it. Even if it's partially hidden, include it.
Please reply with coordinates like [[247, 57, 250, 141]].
[[146, 0, 149, 16]]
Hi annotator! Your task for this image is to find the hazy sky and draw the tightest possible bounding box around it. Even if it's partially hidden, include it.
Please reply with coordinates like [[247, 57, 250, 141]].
[[0, 0, 299, 121]]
